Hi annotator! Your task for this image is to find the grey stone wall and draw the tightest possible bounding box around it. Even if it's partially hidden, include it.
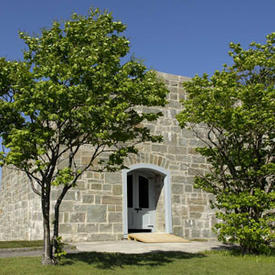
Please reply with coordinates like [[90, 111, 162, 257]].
[[0, 167, 34, 240], [0, 72, 217, 242], [56, 169, 124, 242], [120, 72, 216, 239]]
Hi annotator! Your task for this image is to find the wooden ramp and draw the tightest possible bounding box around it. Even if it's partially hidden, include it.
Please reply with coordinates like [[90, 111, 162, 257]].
[[128, 233, 190, 243]]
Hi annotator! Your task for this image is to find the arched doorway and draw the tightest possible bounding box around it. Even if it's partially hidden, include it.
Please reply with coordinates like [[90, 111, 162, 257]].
[[122, 164, 172, 238]]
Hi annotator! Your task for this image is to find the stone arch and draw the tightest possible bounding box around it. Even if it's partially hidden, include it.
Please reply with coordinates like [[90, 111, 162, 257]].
[[123, 151, 170, 170], [122, 163, 172, 238]]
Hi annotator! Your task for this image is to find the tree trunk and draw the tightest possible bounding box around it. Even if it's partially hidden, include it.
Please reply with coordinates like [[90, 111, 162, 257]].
[[41, 187, 54, 265], [52, 185, 70, 256], [42, 214, 54, 265], [52, 202, 60, 256]]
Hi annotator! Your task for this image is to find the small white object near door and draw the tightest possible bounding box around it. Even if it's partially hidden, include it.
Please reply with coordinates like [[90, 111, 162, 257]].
[[127, 173, 156, 232]]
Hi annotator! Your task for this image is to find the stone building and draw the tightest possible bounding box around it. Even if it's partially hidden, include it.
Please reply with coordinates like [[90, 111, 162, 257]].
[[0, 72, 216, 242]]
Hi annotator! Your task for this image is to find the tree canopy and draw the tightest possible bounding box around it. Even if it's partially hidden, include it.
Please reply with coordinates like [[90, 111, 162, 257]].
[[0, 8, 168, 264], [177, 33, 275, 254]]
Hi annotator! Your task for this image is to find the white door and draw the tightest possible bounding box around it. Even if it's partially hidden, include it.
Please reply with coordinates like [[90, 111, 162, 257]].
[[127, 173, 156, 232]]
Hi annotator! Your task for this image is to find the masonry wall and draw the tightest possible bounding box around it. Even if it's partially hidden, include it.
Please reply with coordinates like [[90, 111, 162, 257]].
[[55, 168, 124, 242], [0, 72, 217, 242], [0, 167, 33, 240], [56, 72, 216, 241]]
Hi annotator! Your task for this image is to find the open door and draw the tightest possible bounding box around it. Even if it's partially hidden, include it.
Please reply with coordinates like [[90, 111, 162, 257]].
[[127, 173, 156, 233]]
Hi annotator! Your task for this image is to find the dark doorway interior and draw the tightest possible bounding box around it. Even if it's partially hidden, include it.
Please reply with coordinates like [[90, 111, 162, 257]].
[[128, 229, 152, 233]]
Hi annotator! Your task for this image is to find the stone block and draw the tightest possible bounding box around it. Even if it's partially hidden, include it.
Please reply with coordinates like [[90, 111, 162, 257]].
[[63, 191, 80, 201], [185, 220, 194, 228], [115, 205, 122, 211], [185, 185, 193, 192], [76, 181, 86, 190], [202, 229, 210, 238], [74, 205, 106, 223], [189, 198, 207, 205], [185, 229, 190, 238], [103, 184, 112, 191], [173, 226, 183, 237], [158, 72, 179, 81], [180, 129, 194, 139], [87, 234, 117, 242], [152, 144, 167, 153], [99, 224, 112, 233], [172, 195, 181, 204], [113, 185, 122, 195], [105, 172, 121, 184], [86, 205, 107, 223], [78, 224, 98, 233], [81, 157, 91, 165], [82, 195, 94, 204], [70, 213, 85, 223], [172, 184, 183, 194], [108, 205, 116, 211], [172, 176, 185, 183], [188, 139, 204, 147], [86, 172, 93, 178], [169, 165, 180, 170], [188, 148, 199, 155], [168, 146, 186, 155], [190, 205, 204, 212], [95, 196, 101, 204], [184, 177, 195, 184], [60, 201, 74, 211], [60, 224, 74, 234], [191, 230, 201, 238], [32, 212, 42, 221], [64, 212, 69, 223], [91, 184, 102, 190], [108, 212, 122, 223], [190, 212, 202, 219], [188, 168, 201, 176], [176, 155, 191, 163], [172, 216, 181, 226], [192, 156, 206, 164], [113, 224, 123, 233], [182, 206, 188, 216], [169, 93, 178, 100], [102, 196, 121, 205]]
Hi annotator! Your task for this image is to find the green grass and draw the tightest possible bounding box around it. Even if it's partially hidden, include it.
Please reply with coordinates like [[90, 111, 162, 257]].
[[0, 240, 44, 249], [0, 250, 274, 275]]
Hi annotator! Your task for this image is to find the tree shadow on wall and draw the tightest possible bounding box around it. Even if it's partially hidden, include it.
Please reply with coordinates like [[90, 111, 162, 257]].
[[62, 251, 205, 269]]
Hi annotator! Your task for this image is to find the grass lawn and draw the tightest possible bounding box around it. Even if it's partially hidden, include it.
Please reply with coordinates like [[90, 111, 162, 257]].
[[0, 240, 44, 249], [0, 250, 274, 275]]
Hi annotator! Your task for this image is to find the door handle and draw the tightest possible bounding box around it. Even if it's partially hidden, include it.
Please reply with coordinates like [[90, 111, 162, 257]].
[[134, 208, 142, 213]]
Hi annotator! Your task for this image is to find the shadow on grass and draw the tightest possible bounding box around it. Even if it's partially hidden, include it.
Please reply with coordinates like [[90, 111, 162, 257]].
[[62, 251, 205, 269]]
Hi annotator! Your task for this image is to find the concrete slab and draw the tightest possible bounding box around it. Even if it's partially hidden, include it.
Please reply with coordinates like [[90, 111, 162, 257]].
[[74, 240, 230, 254], [128, 233, 190, 243]]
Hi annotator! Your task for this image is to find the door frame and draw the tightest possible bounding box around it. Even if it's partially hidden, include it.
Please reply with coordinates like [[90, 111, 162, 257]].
[[122, 163, 172, 238]]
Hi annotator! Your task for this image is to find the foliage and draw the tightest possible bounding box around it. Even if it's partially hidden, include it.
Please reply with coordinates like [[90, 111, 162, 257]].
[[177, 33, 275, 254], [53, 236, 66, 261], [0, 8, 168, 264]]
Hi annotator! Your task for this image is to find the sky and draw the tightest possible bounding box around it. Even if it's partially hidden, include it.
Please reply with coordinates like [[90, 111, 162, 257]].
[[1, 0, 274, 77], [0, 0, 274, 181]]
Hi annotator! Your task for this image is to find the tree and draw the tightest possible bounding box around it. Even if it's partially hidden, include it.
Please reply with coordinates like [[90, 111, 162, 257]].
[[177, 33, 275, 254], [0, 8, 168, 264]]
